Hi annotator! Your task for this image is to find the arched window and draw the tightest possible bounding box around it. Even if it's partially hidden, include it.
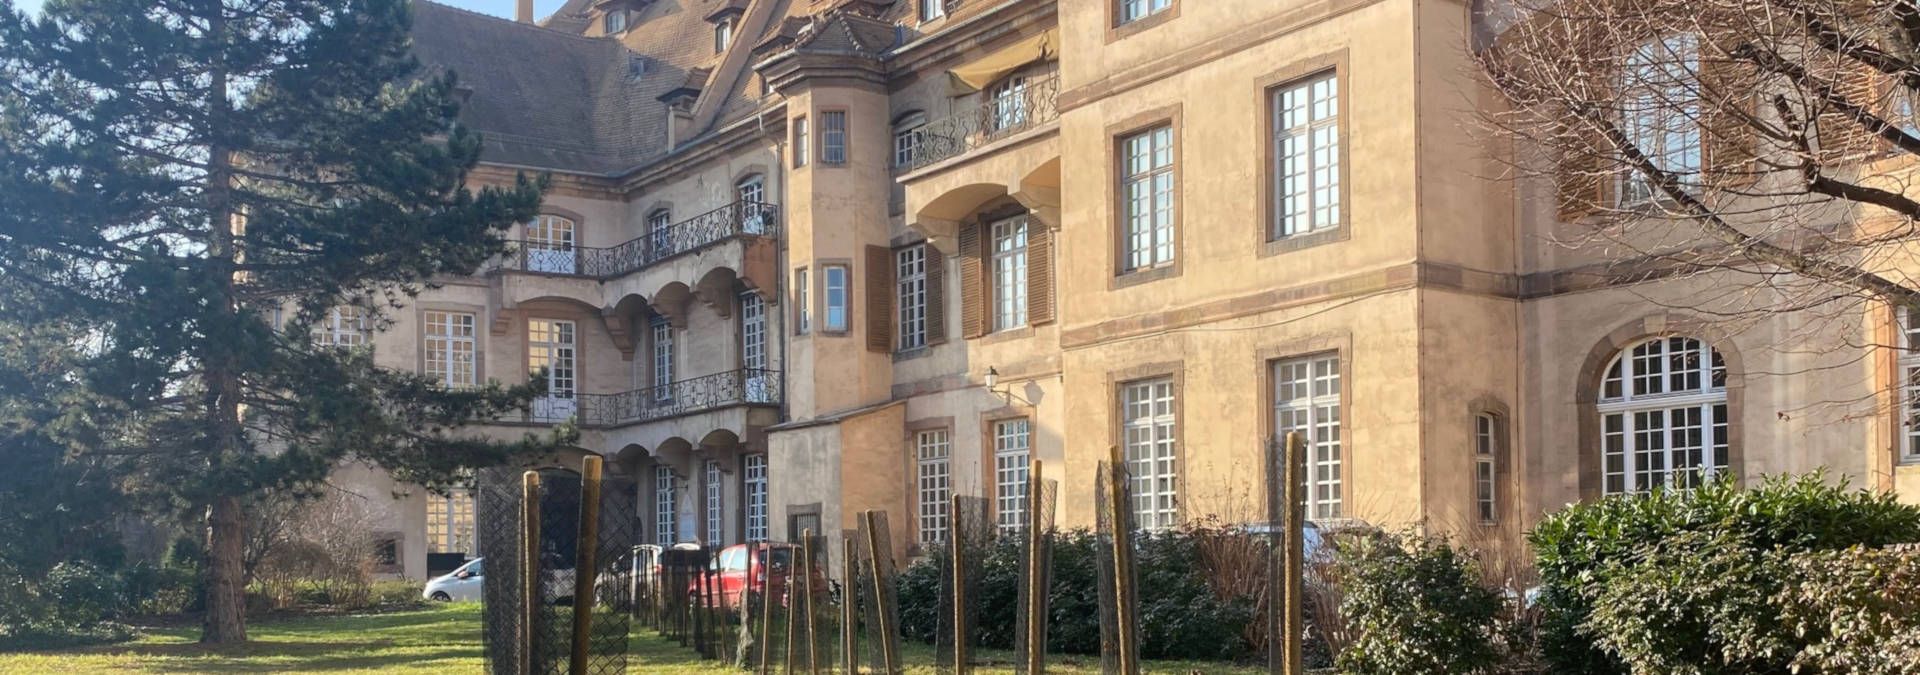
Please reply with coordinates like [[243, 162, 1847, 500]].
[[893, 111, 926, 168], [736, 175, 765, 204], [525, 214, 577, 274], [1597, 336, 1728, 494]]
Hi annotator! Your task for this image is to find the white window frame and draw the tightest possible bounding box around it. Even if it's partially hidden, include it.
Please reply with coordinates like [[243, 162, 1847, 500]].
[[647, 209, 672, 256], [741, 292, 767, 370], [426, 490, 476, 554], [919, 0, 945, 23], [1122, 378, 1177, 530], [1598, 337, 1729, 494], [1272, 71, 1341, 239], [424, 311, 477, 388], [793, 116, 809, 167], [525, 214, 578, 274], [1275, 354, 1342, 520], [1475, 413, 1498, 524], [651, 316, 674, 401], [821, 111, 847, 165], [737, 175, 765, 205], [993, 418, 1031, 534], [655, 466, 677, 546], [527, 319, 577, 421], [743, 454, 768, 542], [823, 264, 849, 332], [1121, 124, 1176, 272], [704, 460, 724, 546], [987, 75, 1029, 133], [896, 245, 928, 351], [1901, 307, 1920, 463], [893, 113, 926, 168], [714, 18, 733, 53], [990, 216, 1029, 331], [794, 268, 811, 334], [318, 306, 368, 348], [603, 9, 627, 34], [1619, 34, 1702, 205], [1118, 0, 1172, 24], [915, 430, 951, 546]]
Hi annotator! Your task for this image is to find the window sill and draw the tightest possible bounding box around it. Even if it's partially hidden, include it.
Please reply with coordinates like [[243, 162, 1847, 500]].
[[1110, 263, 1179, 290], [1260, 227, 1347, 257], [977, 325, 1036, 346], [892, 346, 933, 362], [1107, 4, 1179, 44]]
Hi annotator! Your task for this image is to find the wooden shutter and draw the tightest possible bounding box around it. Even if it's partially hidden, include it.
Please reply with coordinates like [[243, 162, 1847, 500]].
[[1817, 60, 1882, 162], [1701, 51, 1759, 188], [958, 221, 987, 339], [865, 245, 892, 353], [1026, 220, 1054, 325], [925, 245, 947, 344], [1556, 134, 1612, 221]]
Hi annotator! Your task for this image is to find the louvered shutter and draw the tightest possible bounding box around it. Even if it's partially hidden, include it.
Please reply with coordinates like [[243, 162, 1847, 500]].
[[1818, 60, 1882, 162], [959, 222, 987, 339], [925, 245, 947, 344], [1026, 221, 1054, 325], [865, 245, 892, 352], [1700, 44, 1759, 187]]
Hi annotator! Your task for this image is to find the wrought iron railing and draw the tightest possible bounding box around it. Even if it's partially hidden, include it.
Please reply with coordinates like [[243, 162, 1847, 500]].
[[490, 200, 779, 279], [906, 72, 1060, 171], [507, 368, 782, 427]]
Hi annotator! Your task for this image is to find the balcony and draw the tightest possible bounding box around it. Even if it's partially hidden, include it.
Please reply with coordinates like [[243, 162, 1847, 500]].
[[489, 200, 779, 279], [510, 368, 782, 428], [905, 73, 1060, 172]]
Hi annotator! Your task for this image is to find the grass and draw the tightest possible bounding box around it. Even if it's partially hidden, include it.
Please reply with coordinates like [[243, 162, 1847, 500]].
[[0, 604, 1264, 674]]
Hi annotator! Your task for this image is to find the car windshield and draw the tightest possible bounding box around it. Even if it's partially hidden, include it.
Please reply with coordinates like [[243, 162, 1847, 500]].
[[467, 559, 483, 575], [756, 548, 793, 567]]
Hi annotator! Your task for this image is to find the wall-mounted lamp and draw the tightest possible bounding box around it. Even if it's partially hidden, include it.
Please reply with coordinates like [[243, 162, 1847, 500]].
[[984, 366, 1032, 405], [985, 366, 999, 391]]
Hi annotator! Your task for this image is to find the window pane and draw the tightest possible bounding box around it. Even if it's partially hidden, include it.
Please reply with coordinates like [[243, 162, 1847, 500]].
[[1274, 355, 1340, 519], [1122, 378, 1177, 530], [994, 419, 1031, 533], [1120, 124, 1176, 271], [1272, 72, 1340, 239]]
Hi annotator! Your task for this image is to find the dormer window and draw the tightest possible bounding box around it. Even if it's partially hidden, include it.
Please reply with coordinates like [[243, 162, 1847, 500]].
[[705, 0, 746, 53], [603, 9, 629, 34], [715, 19, 734, 53]]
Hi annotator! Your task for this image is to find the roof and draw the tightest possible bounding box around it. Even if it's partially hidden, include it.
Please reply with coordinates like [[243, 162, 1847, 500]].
[[412, 1, 654, 173]]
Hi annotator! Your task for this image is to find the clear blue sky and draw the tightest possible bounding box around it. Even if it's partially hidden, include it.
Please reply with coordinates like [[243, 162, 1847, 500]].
[[11, 0, 571, 20]]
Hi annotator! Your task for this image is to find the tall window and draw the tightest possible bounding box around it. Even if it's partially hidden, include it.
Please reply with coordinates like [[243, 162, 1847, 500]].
[[894, 112, 926, 168], [1273, 71, 1341, 239], [1122, 378, 1177, 530], [738, 176, 770, 234], [714, 19, 733, 53], [1475, 414, 1498, 524], [651, 316, 674, 400], [794, 268, 810, 334], [1620, 34, 1701, 204], [919, 0, 945, 22], [1275, 354, 1342, 520], [915, 430, 951, 546], [525, 214, 577, 274], [741, 293, 767, 369], [821, 111, 847, 165], [647, 209, 672, 255], [1119, 0, 1172, 24], [317, 306, 367, 348], [993, 419, 1031, 533], [737, 175, 765, 204], [990, 216, 1029, 331], [896, 246, 928, 350], [792, 116, 810, 167], [823, 265, 849, 332], [742, 455, 768, 542], [988, 75, 1028, 133], [704, 460, 724, 545], [424, 311, 476, 388], [603, 9, 627, 34], [427, 491, 476, 555], [528, 319, 576, 420], [1901, 308, 1920, 462], [655, 466, 677, 546], [1599, 336, 1728, 494], [1121, 125, 1176, 272]]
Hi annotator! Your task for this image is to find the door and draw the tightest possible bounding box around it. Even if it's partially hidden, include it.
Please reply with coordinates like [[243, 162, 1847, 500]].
[[528, 319, 577, 420], [525, 215, 577, 274]]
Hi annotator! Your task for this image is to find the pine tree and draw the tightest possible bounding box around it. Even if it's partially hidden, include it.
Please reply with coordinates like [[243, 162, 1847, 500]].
[[0, 0, 562, 642]]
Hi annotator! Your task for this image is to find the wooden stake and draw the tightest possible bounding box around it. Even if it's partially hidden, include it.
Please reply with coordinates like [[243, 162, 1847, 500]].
[[570, 456, 603, 675], [1023, 458, 1046, 675], [802, 529, 820, 675], [840, 536, 858, 675], [863, 511, 899, 673], [948, 494, 967, 673], [1282, 432, 1307, 675], [1105, 444, 1138, 675], [520, 471, 541, 675]]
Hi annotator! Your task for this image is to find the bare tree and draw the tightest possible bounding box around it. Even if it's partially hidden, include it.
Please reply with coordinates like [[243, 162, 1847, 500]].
[[1478, 0, 1920, 332]]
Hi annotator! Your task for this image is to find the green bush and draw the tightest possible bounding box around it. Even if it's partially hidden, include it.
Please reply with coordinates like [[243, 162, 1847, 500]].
[[895, 527, 1261, 660], [1530, 473, 1920, 674], [1774, 545, 1920, 674], [1333, 531, 1504, 675]]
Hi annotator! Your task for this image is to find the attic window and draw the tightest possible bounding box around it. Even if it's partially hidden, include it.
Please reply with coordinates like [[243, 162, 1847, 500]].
[[715, 19, 734, 53], [604, 9, 629, 34]]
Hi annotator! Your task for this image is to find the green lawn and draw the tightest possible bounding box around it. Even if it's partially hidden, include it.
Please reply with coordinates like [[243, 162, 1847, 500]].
[[0, 604, 1263, 674]]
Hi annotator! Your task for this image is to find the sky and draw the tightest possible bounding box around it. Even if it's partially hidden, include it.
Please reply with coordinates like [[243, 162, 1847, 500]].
[[11, 0, 572, 20]]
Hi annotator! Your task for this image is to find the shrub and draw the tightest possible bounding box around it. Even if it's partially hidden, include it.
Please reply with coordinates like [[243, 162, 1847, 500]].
[[1774, 545, 1920, 674], [1530, 473, 1920, 674], [1333, 531, 1504, 675]]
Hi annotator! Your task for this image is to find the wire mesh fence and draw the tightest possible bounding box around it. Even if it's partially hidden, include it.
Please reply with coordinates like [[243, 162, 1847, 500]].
[[477, 464, 638, 675], [934, 496, 990, 674], [1012, 464, 1058, 675], [1095, 452, 1143, 675]]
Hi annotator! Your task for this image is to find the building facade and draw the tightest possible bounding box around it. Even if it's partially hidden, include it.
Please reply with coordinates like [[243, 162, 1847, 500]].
[[335, 0, 1918, 579]]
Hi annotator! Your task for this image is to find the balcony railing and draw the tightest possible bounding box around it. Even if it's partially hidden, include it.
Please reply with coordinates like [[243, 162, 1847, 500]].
[[906, 73, 1060, 172], [490, 200, 779, 279], [509, 368, 782, 428]]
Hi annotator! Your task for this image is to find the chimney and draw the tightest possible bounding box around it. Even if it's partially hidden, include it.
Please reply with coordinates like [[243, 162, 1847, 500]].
[[516, 0, 533, 23]]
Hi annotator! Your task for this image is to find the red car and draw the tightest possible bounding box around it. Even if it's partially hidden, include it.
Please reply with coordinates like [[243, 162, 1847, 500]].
[[692, 542, 830, 611]]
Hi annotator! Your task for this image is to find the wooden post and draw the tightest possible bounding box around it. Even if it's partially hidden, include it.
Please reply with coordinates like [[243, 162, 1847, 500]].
[[1281, 432, 1307, 675], [802, 529, 821, 675], [519, 471, 541, 675], [569, 456, 603, 675], [758, 541, 775, 674], [783, 563, 799, 675], [1023, 458, 1046, 675], [863, 511, 899, 673], [1105, 444, 1138, 675], [840, 536, 858, 675], [948, 494, 968, 673]]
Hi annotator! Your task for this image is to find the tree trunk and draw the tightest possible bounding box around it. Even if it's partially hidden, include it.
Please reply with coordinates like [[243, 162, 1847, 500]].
[[201, 495, 248, 644]]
